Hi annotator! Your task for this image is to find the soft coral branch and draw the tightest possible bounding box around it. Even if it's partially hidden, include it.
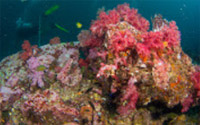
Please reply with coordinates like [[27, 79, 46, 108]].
[[108, 29, 136, 53], [90, 10, 120, 37], [117, 3, 149, 32], [191, 71, 200, 97], [20, 40, 38, 61], [117, 77, 139, 115]]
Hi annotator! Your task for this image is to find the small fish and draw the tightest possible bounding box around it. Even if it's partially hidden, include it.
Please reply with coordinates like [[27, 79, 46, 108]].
[[45, 5, 59, 16], [76, 22, 82, 28], [36, 65, 46, 71], [55, 23, 69, 33]]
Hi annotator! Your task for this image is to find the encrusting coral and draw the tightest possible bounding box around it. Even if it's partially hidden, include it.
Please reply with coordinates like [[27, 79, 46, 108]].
[[0, 3, 200, 125]]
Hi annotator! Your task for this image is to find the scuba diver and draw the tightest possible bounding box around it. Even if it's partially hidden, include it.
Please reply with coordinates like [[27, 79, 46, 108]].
[[16, 0, 42, 42], [16, 17, 38, 39]]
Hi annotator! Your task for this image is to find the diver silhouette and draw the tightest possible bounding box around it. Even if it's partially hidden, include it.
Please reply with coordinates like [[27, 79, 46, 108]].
[[16, 17, 38, 39]]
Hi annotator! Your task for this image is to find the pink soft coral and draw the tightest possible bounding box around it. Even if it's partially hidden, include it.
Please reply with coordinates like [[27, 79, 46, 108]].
[[136, 43, 151, 60], [136, 21, 180, 59], [77, 3, 184, 116], [97, 50, 108, 61], [117, 3, 149, 32], [181, 95, 193, 112], [161, 21, 181, 48], [136, 31, 164, 59], [20, 40, 38, 61], [57, 59, 82, 86], [191, 71, 200, 97], [117, 77, 139, 115], [90, 3, 149, 37], [142, 31, 164, 51], [87, 48, 99, 59], [90, 10, 120, 37], [108, 29, 136, 53], [27, 57, 45, 87], [96, 63, 117, 78], [6, 73, 19, 87], [57, 59, 73, 84]]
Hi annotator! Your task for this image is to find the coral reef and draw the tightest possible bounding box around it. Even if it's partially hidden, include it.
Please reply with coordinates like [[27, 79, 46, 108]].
[[0, 3, 200, 125], [78, 3, 198, 115]]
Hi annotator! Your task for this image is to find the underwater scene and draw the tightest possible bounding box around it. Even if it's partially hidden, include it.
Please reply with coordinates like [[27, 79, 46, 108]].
[[0, 0, 200, 124]]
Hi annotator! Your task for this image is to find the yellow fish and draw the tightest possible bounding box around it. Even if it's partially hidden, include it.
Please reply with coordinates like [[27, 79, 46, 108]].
[[36, 65, 46, 71], [76, 22, 82, 28]]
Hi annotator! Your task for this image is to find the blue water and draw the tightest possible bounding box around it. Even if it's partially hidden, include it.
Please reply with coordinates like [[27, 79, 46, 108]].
[[0, 0, 199, 63]]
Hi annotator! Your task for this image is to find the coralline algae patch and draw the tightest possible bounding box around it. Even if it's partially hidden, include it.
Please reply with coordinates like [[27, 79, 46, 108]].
[[0, 3, 200, 125]]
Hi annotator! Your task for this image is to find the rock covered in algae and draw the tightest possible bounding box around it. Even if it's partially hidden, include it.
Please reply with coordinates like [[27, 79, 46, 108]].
[[1, 3, 200, 125]]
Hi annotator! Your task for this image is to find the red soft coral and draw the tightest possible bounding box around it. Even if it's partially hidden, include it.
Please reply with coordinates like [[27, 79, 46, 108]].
[[79, 58, 89, 68], [20, 40, 38, 61], [90, 10, 120, 37], [49, 36, 61, 45], [117, 77, 139, 115], [20, 40, 33, 61], [22, 40, 31, 51], [136, 21, 180, 59], [181, 95, 193, 112], [117, 3, 150, 32], [191, 71, 200, 97], [142, 31, 164, 51], [162, 21, 180, 48], [136, 43, 151, 60], [108, 29, 136, 53], [117, 3, 132, 17], [97, 50, 108, 61]]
